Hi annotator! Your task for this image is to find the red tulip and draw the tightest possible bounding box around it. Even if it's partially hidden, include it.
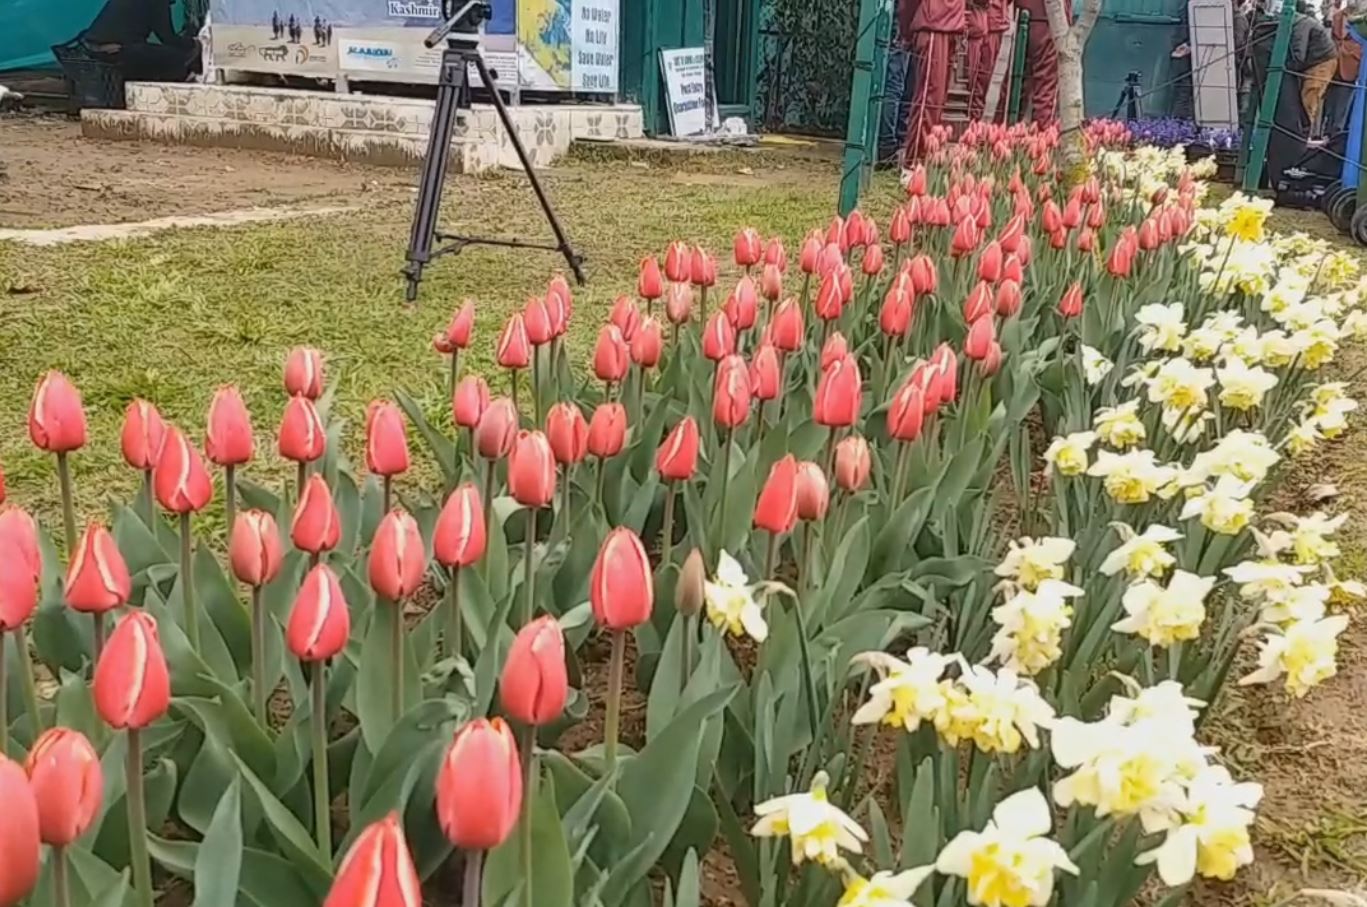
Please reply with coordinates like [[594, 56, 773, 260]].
[[28, 371, 87, 454], [496, 314, 530, 370], [121, 399, 167, 470], [523, 296, 554, 346], [434, 483, 486, 568], [500, 616, 568, 726], [587, 404, 628, 460], [702, 311, 737, 361], [725, 278, 759, 331], [1062, 196, 1083, 230], [760, 263, 783, 301], [754, 455, 799, 534], [888, 376, 926, 441], [949, 216, 979, 258], [608, 297, 640, 344], [1107, 237, 1134, 278], [905, 164, 927, 196], [1059, 282, 1084, 318], [292, 474, 340, 555], [93, 611, 170, 729], [593, 325, 631, 384], [155, 426, 213, 514], [1002, 253, 1023, 284], [24, 728, 102, 846], [664, 241, 692, 283], [978, 240, 1003, 283], [795, 462, 829, 521], [278, 395, 327, 463], [1041, 200, 1062, 234], [507, 430, 556, 508], [230, 510, 283, 587], [880, 285, 913, 337], [433, 300, 475, 354], [763, 237, 787, 271], [366, 402, 410, 478], [930, 345, 960, 404], [205, 385, 254, 466], [834, 435, 872, 491], [1087, 201, 1106, 230], [590, 528, 653, 630], [665, 283, 693, 325], [437, 718, 522, 850], [475, 398, 518, 460], [814, 270, 844, 321], [284, 347, 325, 399], [1076, 228, 1097, 253], [370, 510, 426, 601], [995, 279, 1022, 318], [963, 281, 994, 323], [826, 215, 848, 251], [631, 316, 663, 369], [1048, 227, 1067, 251], [547, 275, 574, 328], [909, 254, 937, 295], [770, 298, 805, 351], [1138, 218, 1160, 251], [979, 342, 1004, 377], [750, 345, 782, 402], [0, 509, 40, 584], [544, 288, 569, 339], [64, 524, 130, 613], [733, 228, 762, 268], [818, 242, 845, 277], [798, 231, 823, 275], [0, 756, 39, 906], [656, 417, 699, 481], [690, 246, 717, 287], [813, 355, 862, 428], [324, 813, 422, 907], [820, 332, 849, 372], [890, 206, 912, 246], [638, 256, 664, 301], [286, 564, 351, 662], [1014, 235, 1034, 267], [453, 375, 491, 430], [0, 520, 38, 633], [861, 242, 885, 276], [965, 314, 997, 360], [546, 402, 588, 465], [997, 213, 1025, 254], [713, 354, 752, 428]]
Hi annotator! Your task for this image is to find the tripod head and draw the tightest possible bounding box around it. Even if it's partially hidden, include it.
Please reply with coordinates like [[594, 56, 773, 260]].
[[424, 0, 491, 48]]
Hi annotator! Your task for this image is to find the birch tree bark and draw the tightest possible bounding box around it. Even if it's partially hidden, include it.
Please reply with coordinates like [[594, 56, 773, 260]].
[[1043, 0, 1103, 183]]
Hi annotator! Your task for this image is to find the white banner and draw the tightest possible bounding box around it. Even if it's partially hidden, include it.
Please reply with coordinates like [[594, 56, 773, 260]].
[[659, 47, 707, 136], [571, 0, 618, 92]]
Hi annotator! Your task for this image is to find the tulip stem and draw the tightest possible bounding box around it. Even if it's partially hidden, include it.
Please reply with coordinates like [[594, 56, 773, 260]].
[[180, 512, 200, 652], [383, 475, 393, 515], [141, 469, 155, 529], [890, 441, 912, 507], [522, 509, 537, 628], [53, 846, 71, 907], [0, 632, 7, 757], [390, 604, 404, 726], [595, 459, 607, 516], [717, 427, 733, 560], [518, 723, 537, 907], [18, 624, 42, 736], [56, 451, 77, 559], [764, 531, 780, 582], [311, 660, 332, 859], [462, 850, 484, 907], [661, 484, 676, 568], [446, 566, 463, 660], [93, 612, 106, 662], [449, 349, 461, 411], [603, 629, 626, 778], [296, 461, 308, 505], [251, 585, 268, 727], [224, 464, 237, 541], [126, 728, 153, 907], [559, 468, 572, 534], [482, 459, 496, 538], [679, 614, 694, 695], [532, 351, 542, 425], [801, 522, 814, 592], [511, 370, 520, 419]]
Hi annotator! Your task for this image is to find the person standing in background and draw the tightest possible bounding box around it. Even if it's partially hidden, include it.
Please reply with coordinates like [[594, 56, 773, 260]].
[[900, 0, 967, 163], [1325, 1, 1362, 135], [879, 0, 916, 162], [1294, 1, 1339, 137], [966, 0, 1010, 120], [1014, 0, 1066, 124]]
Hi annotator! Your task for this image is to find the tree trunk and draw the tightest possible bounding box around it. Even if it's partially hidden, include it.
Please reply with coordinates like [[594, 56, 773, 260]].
[[1044, 0, 1102, 184]]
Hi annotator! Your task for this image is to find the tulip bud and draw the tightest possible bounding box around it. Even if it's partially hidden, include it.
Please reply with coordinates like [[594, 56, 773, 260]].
[[665, 283, 693, 325], [795, 462, 829, 521], [664, 240, 691, 283], [702, 311, 737, 361], [546, 402, 588, 465], [437, 718, 522, 850], [749, 345, 782, 402], [496, 314, 530, 370], [28, 371, 87, 454], [813, 355, 862, 428], [475, 398, 519, 460], [1138, 218, 1160, 251], [370, 510, 426, 602], [202, 385, 255, 468], [712, 354, 752, 428], [819, 333, 848, 373], [725, 278, 759, 331], [1087, 201, 1106, 230], [814, 270, 844, 321], [759, 263, 783, 301], [908, 254, 938, 295], [931, 344, 959, 405], [593, 324, 631, 384], [889, 205, 912, 245], [964, 314, 997, 361], [963, 280, 994, 323], [453, 375, 490, 430], [1014, 235, 1034, 267], [25, 728, 102, 846], [1076, 228, 1096, 253], [284, 347, 325, 399], [0, 509, 40, 584], [287, 564, 351, 662], [638, 256, 664, 301], [690, 246, 717, 287], [587, 404, 627, 460], [65, 524, 131, 613], [121, 399, 167, 470], [434, 300, 475, 353], [544, 282, 570, 337], [230, 510, 283, 587], [770, 298, 805, 352], [656, 417, 700, 481], [887, 376, 926, 442], [997, 214, 1025, 254], [834, 435, 872, 491], [292, 474, 341, 555], [798, 231, 823, 275], [93, 611, 170, 729], [764, 236, 787, 271], [324, 813, 422, 907], [434, 483, 486, 569], [278, 395, 327, 464], [366, 401, 410, 478], [1062, 196, 1083, 230], [905, 164, 927, 196], [1002, 253, 1023, 285], [1059, 282, 1084, 318], [979, 342, 1004, 377], [733, 227, 763, 268], [155, 426, 213, 514], [590, 528, 653, 630], [675, 549, 706, 617], [846, 210, 868, 248], [1040, 200, 1062, 234], [523, 296, 554, 346], [0, 756, 39, 906], [1106, 238, 1134, 278], [630, 316, 663, 369], [995, 279, 1022, 318], [977, 240, 1003, 283], [508, 430, 556, 508], [861, 242, 885, 276], [500, 616, 568, 726], [949, 215, 979, 257], [880, 286, 913, 337], [0, 512, 39, 632], [754, 455, 799, 535]]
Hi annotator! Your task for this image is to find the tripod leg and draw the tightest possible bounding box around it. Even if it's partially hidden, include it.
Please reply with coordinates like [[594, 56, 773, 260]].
[[403, 50, 468, 301], [472, 55, 588, 285]]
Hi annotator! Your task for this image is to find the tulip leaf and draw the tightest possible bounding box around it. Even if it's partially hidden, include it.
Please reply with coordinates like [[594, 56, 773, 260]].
[[230, 752, 333, 895], [671, 849, 701, 907], [29, 846, 131, 907], [484, 772, 574, 907], [812, 515, 871, 628], [112, 503, 175, 575], [869, 485, 937, 581], [191, 776, 243, 907], [354, 604, 421, 752], [333, 470, 362, 557], [148, 834, 319, 907], [623, 472, 661, 536], [472, 590, 516, 718], [178, 729, 238, 835], [93, 756, 177, 869], [358, 698, 463, 806], [712, 778, 761, 907], [33, 564, 90, 675], [146, 588, 235, 694], [56, 666, 105, 748], [237, 478, 284, 520], [543, 750, 633, 862], [397, 388, 458, 486], [194, 547, 253, 674], [175, 686, 276, 789]]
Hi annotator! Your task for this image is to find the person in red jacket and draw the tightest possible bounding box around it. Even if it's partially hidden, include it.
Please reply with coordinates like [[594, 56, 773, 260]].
[[1016, 0, 1067, 124], [966, 0, 1012, 120], [900, 0, 968, 162]]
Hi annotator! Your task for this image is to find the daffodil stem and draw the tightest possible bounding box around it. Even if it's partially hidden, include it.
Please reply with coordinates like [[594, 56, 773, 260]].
[[523, 509, 537, 628], [17, 625, 42, 736], [390, 603, 404, 726], [251, 585, 267, 727], [141, 469, 154, 529], [180, 512, 200, 652], [56, 452, 77, 559], [840, 675, 875, 811], [604, 629, 626, 777], [53, 846, 71, 907], [126, 728, 153, 907], [93, 612, 106, 662], [224, 464, 237, 539], [791, 602, 821, 783], [462, 850, 484, 907], [661, 484, 676, 568], [518, 723, 536, 907], [311, 659, 331, 858], [446, 566, 463, 661]]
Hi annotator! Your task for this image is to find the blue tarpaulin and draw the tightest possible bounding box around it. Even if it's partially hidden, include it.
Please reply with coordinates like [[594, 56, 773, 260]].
[[0, 0, 200, 71]]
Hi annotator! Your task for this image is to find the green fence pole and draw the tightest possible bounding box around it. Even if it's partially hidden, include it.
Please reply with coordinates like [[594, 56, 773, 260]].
[[839, 0, 884, 215], [1008, 11, 1030, 124], [1240, 0, 1297, 192]]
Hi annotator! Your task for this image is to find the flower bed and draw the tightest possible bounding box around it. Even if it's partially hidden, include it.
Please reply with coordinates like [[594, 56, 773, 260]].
[[0, 123, 1362, 907]]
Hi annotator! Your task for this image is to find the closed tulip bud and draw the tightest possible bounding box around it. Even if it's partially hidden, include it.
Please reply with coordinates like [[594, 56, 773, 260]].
[[369, 510, 426, 601], [890, 205, 912, 245], [665, 283, 693, 325], [963, 280, 994, 323], [813, 354, 862, 428], [1138, 218, 1160, 251], [278, 395, 326, 463], [1001, 254, 1023, 285], [759, 263, 783, 301], [676, 548, 706, 616], [1059, 282, 1084, 318], [763, 236, 787, 271], [284, 347, 325, 399], [205, 385, 254, 466], [794, 462, 829, 522], [0, 509, 40, 584], [437, 718, 522, 850], [690, 246, 717, 287], [1106, 239, 1134, 277], [728, 278, 759, 330], [230, 510, 283, 587], [1013, 235, 1033, 268], [587, 404, 627, 460], [590, 528, 653, 630], [0, 517, 38, 632], [964, 314, 997, 360], [324, 813, 422, 907], [749, 345, 782, 402], [1040, 199, 1062, 233], [638, 256, 664, 301], [770, 298, 804, 351], [978, 240, 1003, 283], [656, 416, 699, 481], [712, 354, 752, 428], [1062, 196, 1083, 230], [909, 254, 938, 295], [24, 728, 102, 847], [120, 399, 167, 470], [28, 371, 87, 454], [818, 242, 845, 277], [94, 611, 170, 729], [754, 455, 799, 534], [0, 756, 39, 907], [814, 270, 844, 321], [523, 296, 554, 346], [496, 314, 530, 370], [593, 324, 630, 383], [844, 210, 866, 248], [862, 242, 885, 276], [979, 342, 1004, 377], [733, 227, 763, 267], [834, 435, 872, 491], [664, 240, 692, 283], [545, 282, 570, 337], [287, 564, 350, 662], [997, 214, 1025, 254], [995, 279, 1022, 318], [434, 483, 486, 568], [453, 375, 491, 429], [65, 524, 131, 613], [1048, 226, 1067, 250], [905, 164, 927, 196], [366, 401, 410, 477], [1076, 228, 1097, 253], [798, 231, 823, 275], [702, 311, 737, 361], [931, 345, 959, 404], [508, 430, 557, 508], [292, 474, 340, 555], [880, 285, 913, 337], [475, 398, 519, 460], [949, 215, 979, 257], [888, 376, 926, 441], [818, 334, 847, 374], [155, 426, 213, 514], [1087, 201, 1106, 230], [630, 316, 663, 368], [500, 616, 568, 726], [434, 300, 475, 354], [545, 402, 588, 465]]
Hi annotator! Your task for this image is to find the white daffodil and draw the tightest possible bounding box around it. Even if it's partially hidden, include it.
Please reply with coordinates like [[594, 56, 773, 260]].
[[1215, 356, 1277, 411], [751, 770, 868, 866], [1137, 765, 1262, 886], [1161, 406, 1216, 446], [835, 867, 935, 907], [1087, 449, 1177, 505], [1136, 302, 1188, 353], [1286, 419, 1323, 456], [1261, 273, 1309, 316], [1324, 563, 1367, 606], [994, 537, 1075, 592], [1260, 582, 1330, 624], [1223, 559, 1313, 602], [1179, 475, 1256, 536], [1264, 511, 1347, 565], [1147, 358, 1215, 414], [1240, 614, 1350, 697], [935, 787, 1079, 907], [1093, 400, 1148, 449], [1081, 345, 1114, 385], [851, 647, 952, 733], [1180, 429, 1279, 486], [1113, 570, 1215, 647], [1099, 523, 1182, 580], [1294, 319, 1342, 369], [1051, 717, 1189, 832], [704, 551, 790, 643], [989, 580, 1082, 675], [1182, 327, 1226, 362], [1042, 431, 1097, 477], [1226, 326, 1265, 364], [1106, 679, 1206, 735], [947, 663, 1056, 754]]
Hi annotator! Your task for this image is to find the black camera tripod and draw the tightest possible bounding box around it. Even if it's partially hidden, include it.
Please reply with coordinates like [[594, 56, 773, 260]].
[[402, 0, 586, 302]]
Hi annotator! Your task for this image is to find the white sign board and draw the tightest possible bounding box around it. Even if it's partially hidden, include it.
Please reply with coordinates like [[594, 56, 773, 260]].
[[660, 47, 708, 136], [1188, 0, 1239, 128], [572, 0, 619, 91]]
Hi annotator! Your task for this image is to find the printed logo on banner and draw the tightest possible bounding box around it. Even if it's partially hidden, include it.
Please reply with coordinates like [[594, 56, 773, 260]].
[[343, 41, 402, 71], [386, 1, 442, 18]]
